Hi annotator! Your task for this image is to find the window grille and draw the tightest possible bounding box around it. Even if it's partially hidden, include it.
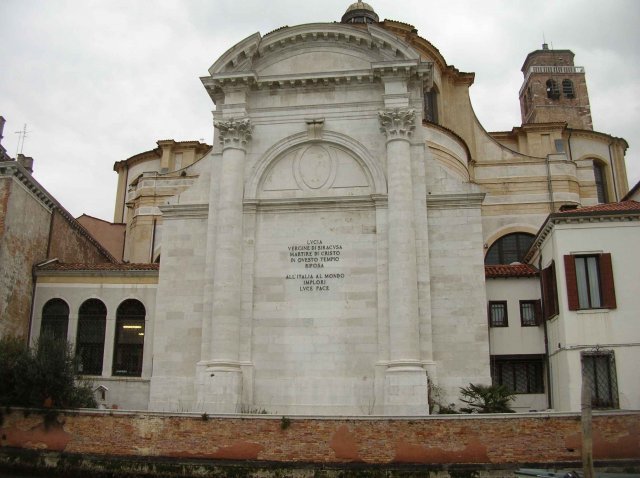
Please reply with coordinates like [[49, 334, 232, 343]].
[[520, 300, 540, 326], [41, 298, 69, 341], [546, 79, 560, 99], [76, 299, 107, 375], [485, 232, 535, 265], [582, 351, 619, 409], [492, 356, 544, 394], [113, 299, 146, 377], [488, 301, 508, 327], [562, 79, 575, 98]]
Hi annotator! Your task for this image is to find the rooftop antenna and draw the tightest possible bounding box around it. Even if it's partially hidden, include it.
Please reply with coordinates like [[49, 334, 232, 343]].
[[14, 123, 30, 156]]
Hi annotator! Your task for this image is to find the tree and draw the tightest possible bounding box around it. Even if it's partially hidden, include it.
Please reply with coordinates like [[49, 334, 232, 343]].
[[0, 335, 97, 409], [459, 383, 515, 413]]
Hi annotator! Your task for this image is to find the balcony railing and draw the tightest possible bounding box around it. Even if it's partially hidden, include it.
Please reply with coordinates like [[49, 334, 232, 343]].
[[520, 65, 585, 96]]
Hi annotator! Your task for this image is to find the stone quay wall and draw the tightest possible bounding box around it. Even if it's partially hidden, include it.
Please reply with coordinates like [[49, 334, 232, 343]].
[[0, 409, 638, 474]]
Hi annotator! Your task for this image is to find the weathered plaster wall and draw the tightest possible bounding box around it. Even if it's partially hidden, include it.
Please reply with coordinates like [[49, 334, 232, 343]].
[[0, 177, 50, 339], [0, 410, 638, 469]]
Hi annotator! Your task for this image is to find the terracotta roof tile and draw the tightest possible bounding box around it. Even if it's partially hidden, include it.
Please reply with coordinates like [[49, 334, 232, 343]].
[[558, 200, 640, 214], [37, 262, 159, 272], [485, 264, 539, 278]]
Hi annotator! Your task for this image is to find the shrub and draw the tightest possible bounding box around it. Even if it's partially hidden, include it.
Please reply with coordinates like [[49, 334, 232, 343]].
[[459, 383, 515, 413], [0, 335, 97, 409]]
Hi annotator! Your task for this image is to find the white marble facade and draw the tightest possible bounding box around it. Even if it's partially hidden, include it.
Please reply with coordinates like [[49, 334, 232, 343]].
[[146, 20, 492, 416]]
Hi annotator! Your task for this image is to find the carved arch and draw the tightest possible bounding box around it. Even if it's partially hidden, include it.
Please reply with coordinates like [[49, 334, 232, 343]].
[[245, 131, 387, 199]]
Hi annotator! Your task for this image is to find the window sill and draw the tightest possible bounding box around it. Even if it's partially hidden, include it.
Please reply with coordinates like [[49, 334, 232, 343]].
[[576, 308, 611, 315], [93, 376, 150, 383]]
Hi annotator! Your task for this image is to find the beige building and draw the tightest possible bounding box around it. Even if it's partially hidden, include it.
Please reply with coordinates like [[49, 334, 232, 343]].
[[25, 2, 637, 414]]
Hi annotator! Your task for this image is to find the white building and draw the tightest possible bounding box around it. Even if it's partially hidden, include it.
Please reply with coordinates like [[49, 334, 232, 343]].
[[25, 2, 638, 415]]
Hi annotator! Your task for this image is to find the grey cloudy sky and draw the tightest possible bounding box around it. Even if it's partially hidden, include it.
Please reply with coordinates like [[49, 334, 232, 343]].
[[1, 0, 639, 221]]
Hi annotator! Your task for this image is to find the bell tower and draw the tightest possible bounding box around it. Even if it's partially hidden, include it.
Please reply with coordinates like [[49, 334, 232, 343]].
[[519, 44, 593, 130]]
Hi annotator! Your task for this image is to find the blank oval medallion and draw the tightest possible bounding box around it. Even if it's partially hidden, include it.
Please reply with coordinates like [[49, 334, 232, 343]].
[[299, 145, 332, 189]]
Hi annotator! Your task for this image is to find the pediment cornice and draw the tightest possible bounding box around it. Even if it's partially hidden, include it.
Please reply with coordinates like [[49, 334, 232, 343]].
[[201, 59, 432, 100]]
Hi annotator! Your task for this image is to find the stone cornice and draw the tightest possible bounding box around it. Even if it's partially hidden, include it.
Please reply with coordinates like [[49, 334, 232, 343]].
[[0, 161, 56, 210], [160, 203, 209, 220], [202, 60, 432, 98], [245, 195, 384, 213]]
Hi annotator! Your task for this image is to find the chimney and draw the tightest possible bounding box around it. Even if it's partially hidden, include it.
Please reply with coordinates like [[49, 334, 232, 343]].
[[0, 116, 9, 162], [17, 153, 34, 173]]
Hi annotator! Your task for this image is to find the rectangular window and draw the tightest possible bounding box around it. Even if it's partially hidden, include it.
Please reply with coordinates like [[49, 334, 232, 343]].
[[113, 318, 145, 376], [575, 255, 601, 308], [520, 300, 541, 326], [492, 356, 545, 394], [488, 301, 508, 327], [564, 254, 616, 310], [582, 352, 618, 409]]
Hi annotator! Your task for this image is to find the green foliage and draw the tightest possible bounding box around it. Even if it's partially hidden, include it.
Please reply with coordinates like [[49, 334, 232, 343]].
[[280, 416, 291, 430], [458, 383, 515, 413], [0, 335, 97, 409]]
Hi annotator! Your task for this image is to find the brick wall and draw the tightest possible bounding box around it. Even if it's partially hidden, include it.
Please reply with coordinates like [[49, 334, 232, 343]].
[[1, 410, 638, 468]]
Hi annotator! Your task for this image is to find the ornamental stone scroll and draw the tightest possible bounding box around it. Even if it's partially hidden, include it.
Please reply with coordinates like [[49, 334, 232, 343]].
[[378, 108, 416, 138], [214, 118, 253, 147]]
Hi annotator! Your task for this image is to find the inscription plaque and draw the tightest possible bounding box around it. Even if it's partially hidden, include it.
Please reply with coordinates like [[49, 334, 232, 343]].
[[285, 239, 344, 292]]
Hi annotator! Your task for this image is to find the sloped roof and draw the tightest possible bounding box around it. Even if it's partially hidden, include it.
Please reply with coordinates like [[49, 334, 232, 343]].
[[485, 264, 539, 279], [37, 262, 158, 272], [557, 200, 640, 215]]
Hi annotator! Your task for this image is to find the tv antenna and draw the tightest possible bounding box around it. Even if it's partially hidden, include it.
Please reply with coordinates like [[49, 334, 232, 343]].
[[15, 124, 30, 156]]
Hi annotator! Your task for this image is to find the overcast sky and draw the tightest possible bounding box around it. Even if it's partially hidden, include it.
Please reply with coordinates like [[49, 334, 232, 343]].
[[1, 0, 639, 221]]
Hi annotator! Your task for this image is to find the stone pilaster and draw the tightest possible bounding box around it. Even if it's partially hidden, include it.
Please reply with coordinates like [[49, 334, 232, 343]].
[[197, 117, 252, 413], [379, 108, 429, 415]]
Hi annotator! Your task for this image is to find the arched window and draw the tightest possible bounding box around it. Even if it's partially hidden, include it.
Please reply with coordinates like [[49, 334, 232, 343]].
[[594, 162, 609, 203], [40, 299, 69, 341], [546, 79, 560, 99], [76, 299, 107, 375], [113, 299, 145, 377], [485, 233, 536, 265], [423, 86, 439, 123], [562, 79, 575, 98]]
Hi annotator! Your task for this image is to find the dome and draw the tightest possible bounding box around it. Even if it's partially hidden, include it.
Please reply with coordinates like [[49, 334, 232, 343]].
[[341, 1, 379, 24]]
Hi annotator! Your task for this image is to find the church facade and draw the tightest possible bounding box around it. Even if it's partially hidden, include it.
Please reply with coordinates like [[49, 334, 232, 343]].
[[25, 3, 638, 415]]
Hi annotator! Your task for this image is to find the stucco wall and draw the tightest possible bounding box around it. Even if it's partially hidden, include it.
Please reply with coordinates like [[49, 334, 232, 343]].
[[544, 221, 640, 411]]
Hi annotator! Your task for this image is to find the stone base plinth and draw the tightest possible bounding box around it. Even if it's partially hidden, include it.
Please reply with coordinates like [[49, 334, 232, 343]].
[[196, 361, 243, 413], [383, 363, 429, 415]]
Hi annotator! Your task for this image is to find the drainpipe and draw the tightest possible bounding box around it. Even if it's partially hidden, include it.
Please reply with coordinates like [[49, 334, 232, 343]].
[[538, 255, 553, 409], [546, 154, 555, 213], [149, 217, 157, 263], [607, 141, 618, 201], [567, 130, 573, 162]]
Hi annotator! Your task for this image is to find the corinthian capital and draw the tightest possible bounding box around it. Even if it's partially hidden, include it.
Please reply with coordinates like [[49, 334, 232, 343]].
[[214, 118, 252, 147], [378, 109, 416, 138]]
